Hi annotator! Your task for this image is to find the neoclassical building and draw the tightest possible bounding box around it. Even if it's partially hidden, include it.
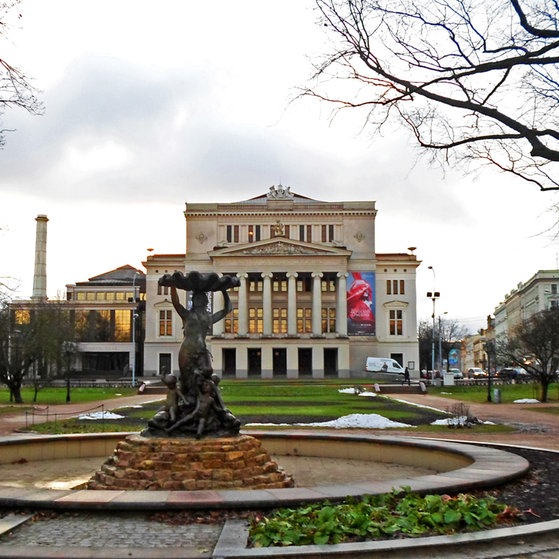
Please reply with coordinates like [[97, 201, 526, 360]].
[[143, 186, 420, 379]]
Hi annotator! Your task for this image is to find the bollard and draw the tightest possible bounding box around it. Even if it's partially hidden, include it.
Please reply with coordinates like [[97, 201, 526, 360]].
[[493, 388, 501, 403]]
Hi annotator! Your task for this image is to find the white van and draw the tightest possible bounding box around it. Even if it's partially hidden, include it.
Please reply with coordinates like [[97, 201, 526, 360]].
[[365, 357, 405, 375]]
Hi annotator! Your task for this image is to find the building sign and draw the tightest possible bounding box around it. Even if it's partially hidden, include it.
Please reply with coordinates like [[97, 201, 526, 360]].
[[347, 272, 375, 335]]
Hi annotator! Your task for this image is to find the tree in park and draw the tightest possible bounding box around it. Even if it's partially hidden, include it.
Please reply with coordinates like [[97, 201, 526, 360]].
[[307, 0, 559, 190], [498, 309, 559, 402], [0, 300, 76, 403], [0, 0, 43, 147]]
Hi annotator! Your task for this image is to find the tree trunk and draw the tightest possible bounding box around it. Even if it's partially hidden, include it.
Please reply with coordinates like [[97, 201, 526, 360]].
[[541, 380, 550, 403], [10, 384, 24, 404]]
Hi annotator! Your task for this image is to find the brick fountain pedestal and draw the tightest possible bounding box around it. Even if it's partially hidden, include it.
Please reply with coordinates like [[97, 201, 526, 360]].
[[87, 433, 294, 491]]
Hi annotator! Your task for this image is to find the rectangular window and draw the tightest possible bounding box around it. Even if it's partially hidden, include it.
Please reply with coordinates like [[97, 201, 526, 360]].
[[297, 276, 312, 292], [248, 307, 263, 333], [321, 278, 336, 292], [272, 308, 288, 334], [114, 310, 131, 341], [321, 224, 335, 242], [297, 307, 312, 333], [157, 284, 170, 296], [249, 278, 263, 292], [226, 225, 239, 243], [224, 308, 238, 334], [552, 284, 558, 295], [248, 225, 261, 243], [273, 278, 287, 292], [159, 310, 173, 337], [386, 279, 405, 295], [389, 309, 403, 336], [321, 307, 336, 333], [299, 224, 313, 242]]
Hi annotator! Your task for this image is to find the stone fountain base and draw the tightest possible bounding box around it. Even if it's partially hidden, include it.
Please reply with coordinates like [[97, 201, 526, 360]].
[[87, 433, 294, 491]]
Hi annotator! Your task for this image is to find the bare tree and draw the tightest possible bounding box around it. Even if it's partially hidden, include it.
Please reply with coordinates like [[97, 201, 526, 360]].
[[498, 309, 559, 402], [0, 0, 43, 147], [0, 300, 76, 403], [307, 0, 559, 190]]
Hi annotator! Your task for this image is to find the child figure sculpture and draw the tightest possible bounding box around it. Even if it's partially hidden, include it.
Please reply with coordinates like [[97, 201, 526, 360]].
[[143, 271, 241, 438]]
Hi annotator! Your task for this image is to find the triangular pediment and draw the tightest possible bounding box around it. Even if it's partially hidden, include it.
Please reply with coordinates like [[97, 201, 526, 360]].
[[209, 238, 351, 258]]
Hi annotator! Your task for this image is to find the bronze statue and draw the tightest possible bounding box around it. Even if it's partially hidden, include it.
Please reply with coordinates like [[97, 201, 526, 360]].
[[143, 271, 241, 438]]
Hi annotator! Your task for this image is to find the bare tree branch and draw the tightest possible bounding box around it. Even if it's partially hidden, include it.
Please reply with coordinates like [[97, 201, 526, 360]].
[[0, 1, 43, 147], [306, 0, 559, 190]]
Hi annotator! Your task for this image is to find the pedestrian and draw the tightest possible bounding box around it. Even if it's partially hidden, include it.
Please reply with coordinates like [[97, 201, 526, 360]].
[[404, 367, 411, 386]]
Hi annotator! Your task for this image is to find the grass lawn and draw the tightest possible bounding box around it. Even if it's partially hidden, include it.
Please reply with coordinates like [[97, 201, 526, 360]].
[[428, 381, 559, 404], [0, 386, 137, 406], [14, 378, 512, 435]]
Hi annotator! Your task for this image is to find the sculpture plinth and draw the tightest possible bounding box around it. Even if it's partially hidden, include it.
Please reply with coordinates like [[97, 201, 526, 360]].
[[87, 434, 294, 491]]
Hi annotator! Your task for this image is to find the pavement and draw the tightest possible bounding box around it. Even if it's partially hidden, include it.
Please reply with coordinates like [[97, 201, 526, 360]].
[[1, 385, 559, 558]]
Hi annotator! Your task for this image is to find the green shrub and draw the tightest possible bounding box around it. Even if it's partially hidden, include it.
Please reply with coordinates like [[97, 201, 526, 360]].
[[249, 488, 520, 547]]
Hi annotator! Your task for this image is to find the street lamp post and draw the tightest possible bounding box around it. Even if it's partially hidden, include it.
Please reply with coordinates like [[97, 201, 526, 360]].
[[438, 312, 448, 372], [131, 271, 140, 388], [426, 266, 440, 377]]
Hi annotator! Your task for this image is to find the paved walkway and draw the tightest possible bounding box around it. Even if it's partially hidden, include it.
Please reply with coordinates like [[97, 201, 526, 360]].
[[1, 387, 559, 558]]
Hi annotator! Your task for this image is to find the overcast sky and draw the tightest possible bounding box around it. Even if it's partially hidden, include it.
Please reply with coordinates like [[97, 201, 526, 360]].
[[1, 0, 558, 332]]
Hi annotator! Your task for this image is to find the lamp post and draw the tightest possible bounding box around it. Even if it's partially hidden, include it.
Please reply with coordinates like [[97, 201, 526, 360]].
[[130, 271, 140, 388], [485, 340, 495, 403], [426, 266, 440, 376], [438, 311, 448, 372]]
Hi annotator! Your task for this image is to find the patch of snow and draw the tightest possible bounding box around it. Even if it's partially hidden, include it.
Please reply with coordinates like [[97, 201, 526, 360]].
[[247, 413, 412, 429], [514, 398, 540, 404], [78, 411, 125, 421], [337, 386, 377, 397]]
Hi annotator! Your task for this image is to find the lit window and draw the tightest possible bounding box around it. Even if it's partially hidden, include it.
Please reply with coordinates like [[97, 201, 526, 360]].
[[249, 307, 263, 333], [248, 225, 261, 243], [224, 308, 238, 333], [159, 310, 173, 336], [297, 307, 312, 333], [273, 278, 287, 292], [321, 307, 336, 333], [114, 310, 131, 341], [273, 308, 288, 333], [389, 309, 403, 336]]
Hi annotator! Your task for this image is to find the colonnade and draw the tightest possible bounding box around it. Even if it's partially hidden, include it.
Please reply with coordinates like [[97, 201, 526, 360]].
[[213, 271, 349, 337]]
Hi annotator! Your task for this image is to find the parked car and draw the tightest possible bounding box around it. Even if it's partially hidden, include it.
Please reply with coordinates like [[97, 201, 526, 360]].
[[467, 367, 487, 378], [448, 368, 463, 379]]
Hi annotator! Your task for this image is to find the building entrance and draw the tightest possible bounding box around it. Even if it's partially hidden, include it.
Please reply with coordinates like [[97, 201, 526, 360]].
[[222, 348, 236, 377], [324, 348, 338, 376], [298, 348, 312, 377], [248, 348, 262, 376], [273, 348, 287, 376]]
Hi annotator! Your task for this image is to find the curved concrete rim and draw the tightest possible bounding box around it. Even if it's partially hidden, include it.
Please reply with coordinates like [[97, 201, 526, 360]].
[[0, 429, 529, 511]]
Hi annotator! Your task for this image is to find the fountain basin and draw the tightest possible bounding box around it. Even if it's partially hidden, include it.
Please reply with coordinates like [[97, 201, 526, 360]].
[[0, 430, 529, 511]]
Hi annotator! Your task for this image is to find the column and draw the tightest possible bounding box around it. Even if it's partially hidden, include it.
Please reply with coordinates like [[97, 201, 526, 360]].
[[286, 345, 298, 378], [312, 345, 324, 378], [312, 272, 323, 336], [236, 273, 248, 335], [336, 272, 348, 336], [212, 290, 224, 335], [262, 272, 273, 336], [287, 272, 298, 335], [261, 345, 273, 379]]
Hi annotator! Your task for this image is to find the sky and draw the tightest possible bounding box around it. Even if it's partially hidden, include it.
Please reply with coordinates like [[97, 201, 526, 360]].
[[1, 0, 558, 333]]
